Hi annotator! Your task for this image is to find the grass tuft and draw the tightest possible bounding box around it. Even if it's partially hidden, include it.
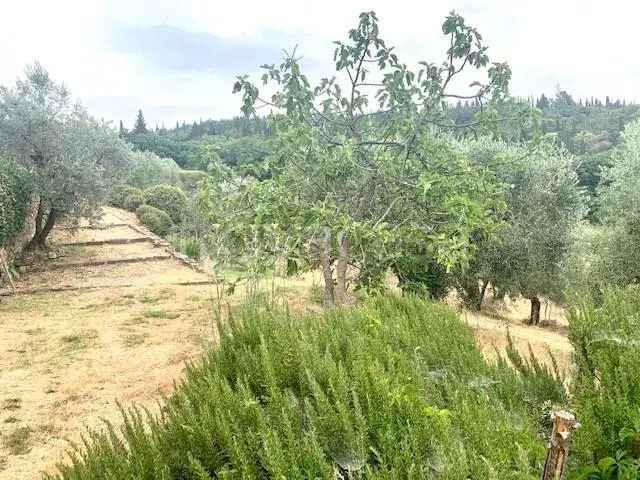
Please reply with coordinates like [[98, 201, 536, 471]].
[[142, 309, 180, 320], [60, 330, 98, 352], [3, 426, 32, 455]]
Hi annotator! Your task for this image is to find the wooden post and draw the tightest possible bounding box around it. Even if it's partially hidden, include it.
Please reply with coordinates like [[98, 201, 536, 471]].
[[541, 410, 579, 480]]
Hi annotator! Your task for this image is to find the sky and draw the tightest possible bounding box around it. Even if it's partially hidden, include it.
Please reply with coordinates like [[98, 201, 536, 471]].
[[0, 0, 636, 129]]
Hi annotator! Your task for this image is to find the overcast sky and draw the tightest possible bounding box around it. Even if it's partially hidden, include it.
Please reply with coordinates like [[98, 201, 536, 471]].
[[1, 0, 635, 129]]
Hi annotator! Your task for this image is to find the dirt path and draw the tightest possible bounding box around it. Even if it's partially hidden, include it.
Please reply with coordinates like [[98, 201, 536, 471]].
[[0, 208, 219, 479], [462, 297, 573, 371]]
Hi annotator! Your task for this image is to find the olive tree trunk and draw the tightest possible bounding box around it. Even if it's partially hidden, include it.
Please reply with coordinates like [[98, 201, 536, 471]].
[[529, 296, 541, 325], [27, 203, 57, 250]]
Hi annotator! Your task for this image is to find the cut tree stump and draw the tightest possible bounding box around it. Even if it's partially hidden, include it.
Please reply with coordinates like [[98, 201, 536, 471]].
[[541, 410, 580, 480]]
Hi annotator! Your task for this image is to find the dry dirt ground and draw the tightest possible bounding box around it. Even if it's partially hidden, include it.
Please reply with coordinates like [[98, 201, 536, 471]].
[[461, 296, 572, 372], [0, 208, 222, 479], [0, 207, 572, 479]]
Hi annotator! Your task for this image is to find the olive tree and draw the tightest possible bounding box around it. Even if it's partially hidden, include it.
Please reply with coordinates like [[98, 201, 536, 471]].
[[593, 119, 640, 287], [203, 11, 515, 306], [0, 63, 130, 249], [454, 138, 585, 322]]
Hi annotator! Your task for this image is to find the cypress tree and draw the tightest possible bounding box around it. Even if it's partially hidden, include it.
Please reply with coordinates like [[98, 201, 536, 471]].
[[133, 109, 148, 134], [118, 120, 127, 138]]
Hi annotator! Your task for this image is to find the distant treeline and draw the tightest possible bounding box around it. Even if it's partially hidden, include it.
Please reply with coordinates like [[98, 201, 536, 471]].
[[451, 91, 640, 153]]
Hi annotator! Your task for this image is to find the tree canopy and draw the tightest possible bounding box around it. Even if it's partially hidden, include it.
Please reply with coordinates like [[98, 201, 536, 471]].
[[0, 62, 130, 248], [202, 10, 517, 305]]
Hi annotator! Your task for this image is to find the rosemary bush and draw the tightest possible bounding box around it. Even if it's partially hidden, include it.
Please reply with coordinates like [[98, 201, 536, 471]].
[[48, 296, 565, 479], [569, 286, 640, 464]]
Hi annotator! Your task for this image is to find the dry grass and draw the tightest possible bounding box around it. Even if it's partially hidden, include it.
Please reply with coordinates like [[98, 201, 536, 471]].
[[2, 427, 32, 455], [0, 208, 223, 479]]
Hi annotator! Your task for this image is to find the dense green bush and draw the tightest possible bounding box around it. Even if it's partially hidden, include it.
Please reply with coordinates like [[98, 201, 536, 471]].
[[569, 286, 640, 465], [178, 170, 207, 191], [143, 184, 187, 223], [110, 185, 143, 210], [122, 190, 144, 211], [392, 252, 450, 300], [47, 296, 565, 479], [0, 159, 31, 246], [135, 205, 173, 237], [127, 151, 182, 189]]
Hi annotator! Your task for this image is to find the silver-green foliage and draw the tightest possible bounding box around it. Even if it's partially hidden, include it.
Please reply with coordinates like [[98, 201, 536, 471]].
[[596, 120, 640, 287], [455, 138, 585, 310], [0, 62, 131, 246], [494, 141, 585, 301], [110, 185, 143, 210], [564, 120, 640, 301], [126, 150, 182, 189]]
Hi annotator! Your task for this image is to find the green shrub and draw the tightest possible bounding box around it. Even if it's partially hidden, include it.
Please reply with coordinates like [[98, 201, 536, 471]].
[[178, 170, 207, 191], [122, 190, 144, 211], [47, 296, 565, 479], [142, 184, 187, 223], [135, 205, 173, 237], [110, 185, 143, 210], [392, 251, 450, 300], [127, 151, 182, 189], [167, 233, 202, 260], [569, 286, 640, 464], [0, 159, 31, 246]]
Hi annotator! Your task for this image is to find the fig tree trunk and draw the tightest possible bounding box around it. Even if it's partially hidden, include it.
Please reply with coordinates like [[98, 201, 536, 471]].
[[319, 226, 335, 308], [335, 232, 348, 305], [529, 296, 541, 325]]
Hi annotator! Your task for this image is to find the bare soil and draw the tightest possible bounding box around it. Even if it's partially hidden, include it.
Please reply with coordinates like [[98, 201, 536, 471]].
[[0, 208, 218, 479], [462, 297, 573, 372]]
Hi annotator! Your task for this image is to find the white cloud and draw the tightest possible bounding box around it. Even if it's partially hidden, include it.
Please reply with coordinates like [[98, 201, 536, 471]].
[[0, 0, 637, 127]]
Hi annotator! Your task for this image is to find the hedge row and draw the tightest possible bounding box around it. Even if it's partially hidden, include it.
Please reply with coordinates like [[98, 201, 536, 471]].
[[111, 183, 188, 237]]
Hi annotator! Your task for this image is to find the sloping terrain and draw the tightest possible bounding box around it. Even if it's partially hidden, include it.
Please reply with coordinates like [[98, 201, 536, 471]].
[[464, 297, 572, 371], [0, 208, 573, 479], [0, 208, 217, 479]]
